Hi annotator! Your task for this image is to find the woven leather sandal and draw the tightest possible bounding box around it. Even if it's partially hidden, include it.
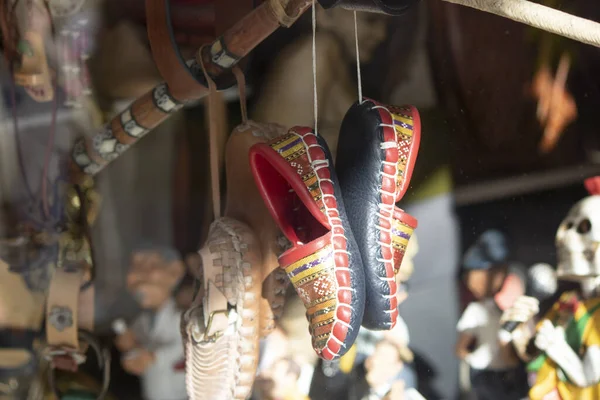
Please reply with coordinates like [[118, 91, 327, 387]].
[[182, 218, 262, 400]]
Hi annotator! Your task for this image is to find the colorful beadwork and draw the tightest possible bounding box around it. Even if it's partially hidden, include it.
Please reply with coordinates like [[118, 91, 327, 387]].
[[388, 106, 415, 189], [284, 244, 337, 350], [392, 216, 416, 272], [269, 131, 326, 213]]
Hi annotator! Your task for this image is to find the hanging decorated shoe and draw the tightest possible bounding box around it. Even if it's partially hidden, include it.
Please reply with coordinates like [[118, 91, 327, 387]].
[[182, 218, 263, 400], [249, 127, 365, 360], [336, 100, 420, 330]]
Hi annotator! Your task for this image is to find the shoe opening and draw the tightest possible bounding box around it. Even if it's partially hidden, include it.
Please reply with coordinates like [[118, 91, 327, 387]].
[[253, 153, 328, 246]]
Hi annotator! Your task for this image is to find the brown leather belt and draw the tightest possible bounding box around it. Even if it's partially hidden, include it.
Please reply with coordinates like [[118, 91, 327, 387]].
[[70, 0, 312, 181]]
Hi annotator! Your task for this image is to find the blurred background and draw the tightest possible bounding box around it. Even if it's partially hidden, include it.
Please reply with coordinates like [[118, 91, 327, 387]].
[[1, 0, 600, 399]]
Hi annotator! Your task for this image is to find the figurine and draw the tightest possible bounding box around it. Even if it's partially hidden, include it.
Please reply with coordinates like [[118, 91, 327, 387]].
[[256, 293, 318, 400], [255, 355, 308, 400], [346, 234, 420, 400], [113, 245, 186, 400], [503, 177, 600, 400], [455, 230, 529, 400], [360, 328, 414, 400]]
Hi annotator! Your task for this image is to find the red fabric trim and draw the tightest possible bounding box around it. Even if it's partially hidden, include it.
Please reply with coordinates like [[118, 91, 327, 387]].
[[584, 177, 600, 196], [393, 207, 418, 228], [279, 232, 331, 266], [371, 99, 401, 326], [396, 105, 421, 201]]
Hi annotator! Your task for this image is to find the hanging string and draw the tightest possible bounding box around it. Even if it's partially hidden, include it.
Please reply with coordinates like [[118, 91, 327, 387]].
[[353, 11, 363, 104], [311, 0, 318, 135]]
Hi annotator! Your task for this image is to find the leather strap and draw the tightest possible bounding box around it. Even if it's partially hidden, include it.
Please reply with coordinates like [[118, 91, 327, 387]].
[[198, 245, 229, 339], [198, 50, 222, 220], [46, 268, 83, 351]]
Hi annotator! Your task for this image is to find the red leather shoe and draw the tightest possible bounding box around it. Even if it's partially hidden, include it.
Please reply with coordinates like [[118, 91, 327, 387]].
[[336, 100, 420, 330], [250, 127, 365, 360]]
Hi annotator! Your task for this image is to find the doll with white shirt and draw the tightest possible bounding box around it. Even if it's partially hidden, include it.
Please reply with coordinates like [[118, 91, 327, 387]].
[[455, 230, 529, 400], [113, 245, 187, 400]]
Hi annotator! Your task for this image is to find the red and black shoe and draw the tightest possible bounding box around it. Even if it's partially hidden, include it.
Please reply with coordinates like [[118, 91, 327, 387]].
[[336, 99, 420, 330], [249, 127, 365, 360]]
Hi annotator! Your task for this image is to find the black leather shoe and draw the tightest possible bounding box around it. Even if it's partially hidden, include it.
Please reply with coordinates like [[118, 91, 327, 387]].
[[336, 99, 420, 330]]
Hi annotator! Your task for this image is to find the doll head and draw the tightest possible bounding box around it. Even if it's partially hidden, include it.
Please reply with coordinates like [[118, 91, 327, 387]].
[[126, 244, 185, 310], [555, 178, 600, 280], [462, 230, 509, 300], [255, 356, 302, 400], [364, 340, 405, 389]]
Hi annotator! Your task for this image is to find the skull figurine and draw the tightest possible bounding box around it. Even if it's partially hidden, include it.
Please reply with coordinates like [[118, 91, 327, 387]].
[[556, 195, 600, 280]]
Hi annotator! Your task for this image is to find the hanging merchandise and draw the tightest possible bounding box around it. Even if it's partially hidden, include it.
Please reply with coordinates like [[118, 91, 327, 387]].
[[43, 268, 109, 400], [250, 126, 366, 361], [249, 5, 366, 360], [5, 0, 55, 102], [334, 11, 420, 330], [335, 100, 420, 330], [180, 47, 287, 398], [501, 176, 600, 400]]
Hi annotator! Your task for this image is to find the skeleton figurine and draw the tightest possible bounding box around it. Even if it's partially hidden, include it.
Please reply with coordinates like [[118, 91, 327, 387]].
[[503, 176, 600, 400]]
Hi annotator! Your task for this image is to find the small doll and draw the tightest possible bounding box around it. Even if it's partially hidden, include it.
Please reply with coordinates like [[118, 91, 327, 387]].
[[350, 323, 415, 400], [254, 356, 308, 400], [455, 230, 529, 400], [503, 177, 600, 400], [112, 245, 186, 400]]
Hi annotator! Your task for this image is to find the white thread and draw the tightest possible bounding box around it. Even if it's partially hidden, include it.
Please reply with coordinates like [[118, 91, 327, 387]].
[[312, 0, 318, 135], [382, 161, 397, 167], [333, 249, 351, 255], [312, 159, 329, 167], [380, 142, 397, 149], [379, 124, 396, 128], [353, 11, 363, 103], [336, 320, 353, 329], [330, 335, 344, 345]]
